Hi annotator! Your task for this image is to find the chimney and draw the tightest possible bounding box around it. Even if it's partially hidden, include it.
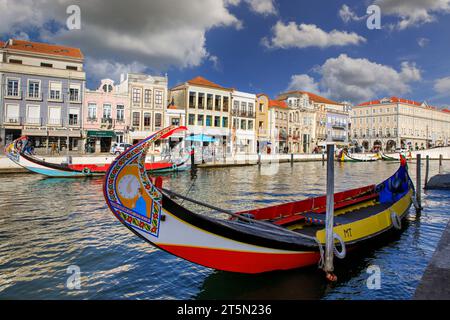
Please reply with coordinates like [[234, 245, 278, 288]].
[[120, 73, 125, 83], [8, 39, 14, 46]]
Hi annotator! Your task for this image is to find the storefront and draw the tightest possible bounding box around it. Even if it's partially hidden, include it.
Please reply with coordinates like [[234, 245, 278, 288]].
[[86, 130, 116, 153], [21, 128, 82, 153]]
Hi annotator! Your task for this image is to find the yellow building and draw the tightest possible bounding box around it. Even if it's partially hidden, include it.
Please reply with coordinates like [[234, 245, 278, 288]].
[[352, 97, 450, 151], [256, 94, 270, 153]]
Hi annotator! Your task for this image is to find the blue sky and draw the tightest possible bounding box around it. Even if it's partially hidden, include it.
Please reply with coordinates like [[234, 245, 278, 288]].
[[1, 0, 450, 107]]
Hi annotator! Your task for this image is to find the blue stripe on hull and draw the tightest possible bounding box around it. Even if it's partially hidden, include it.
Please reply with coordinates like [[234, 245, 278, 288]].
[[25, 166, 85, 177]]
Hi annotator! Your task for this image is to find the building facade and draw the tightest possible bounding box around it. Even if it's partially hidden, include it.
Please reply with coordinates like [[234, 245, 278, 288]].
[[326, 109, 349, 146], [255, 94, 270, 153], [169, 76, 232, 156], [231, 90, 256, 154], [0, 39, 85, 152], [83, 79, 129, 153], [352, 97, 450, 151], [117, 73, 168, 144], [268, 99, 289, 153]]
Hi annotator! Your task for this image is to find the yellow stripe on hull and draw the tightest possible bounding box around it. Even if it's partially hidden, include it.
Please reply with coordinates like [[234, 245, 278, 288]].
[[316, 189, 413, 244]]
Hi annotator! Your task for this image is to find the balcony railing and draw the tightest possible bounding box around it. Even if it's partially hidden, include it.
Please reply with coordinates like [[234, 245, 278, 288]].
[[332, 136, 346, 142], [5, 90, 22, 99], [48, 118, 63, 126], [4, 117, 22, 124], [26, 92, 43, 101], [26, 117, 42, 125], [331, 123, 346, 130], [101, 117, 113, 124]]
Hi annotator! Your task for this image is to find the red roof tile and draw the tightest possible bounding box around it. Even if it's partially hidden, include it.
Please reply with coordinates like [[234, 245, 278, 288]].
[[4, 39, 83, 59], [269, 99, 288, 109], [0, 41, 4, 48], [279, 90, 342, 105], [186, 76, 232, 91], [357, 97, 449, 113]]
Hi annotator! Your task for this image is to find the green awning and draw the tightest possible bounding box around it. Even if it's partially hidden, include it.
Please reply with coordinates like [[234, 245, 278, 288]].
[[87, 130, 116, 138]]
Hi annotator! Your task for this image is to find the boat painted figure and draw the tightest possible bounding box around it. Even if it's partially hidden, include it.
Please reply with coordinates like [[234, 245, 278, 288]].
[[103, 126, 415, 274], [5, 129, 190, 178]]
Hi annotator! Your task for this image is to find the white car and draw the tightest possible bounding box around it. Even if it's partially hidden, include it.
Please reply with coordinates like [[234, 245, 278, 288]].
[[110, 143, 132, 156]]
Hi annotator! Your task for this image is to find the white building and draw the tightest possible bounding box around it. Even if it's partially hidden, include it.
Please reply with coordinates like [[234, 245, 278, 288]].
[[231, 90, 256, 154]]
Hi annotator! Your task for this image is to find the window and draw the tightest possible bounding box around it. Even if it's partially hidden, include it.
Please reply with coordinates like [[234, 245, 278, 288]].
[[144, 113, 151, 127], [241, 119, 246, 130], [155, 113, 162, 127], [40, 62, 53, 68], [222, 116, 228, 128], [132, 88, 141, 103], [49, 82, 62, 100], [28, 80, 40, 98], [69, 85, 80, 102], [66, 66, 78, 71], [206, 115, 212, 126], [144, 89, 152, 104], [7, 79, 19, 97], [207, 94, 213, 110], [223, 97, 229, 112], [171, 117, 180, 126], [189, 92, 196, 108], [248, 120, 253, 130], [26, 105, 40, 124], [103, 104, 112, 119], [9, 59, 22, 64], [197, 114, 204, 126], [233, 100, 239, 115], [241, 102, 247, 116], [116, 105, 124, 122], [155, 90, 163, 105], [69, 108, 79, 126], [233, 118, 238, 129], [48, 107, 61, 125], [132, 112, 140, 127], [248, 103, 254, 117], [214, 116, 220, 127], [198, 93, 205, 109], [88, 103, 97, 120], [5, 104, 19, 123], [215, 95, 221, 111], [102, 84, 113, 93], [188, 114, 195, 125], [259, 103, 264, 112]]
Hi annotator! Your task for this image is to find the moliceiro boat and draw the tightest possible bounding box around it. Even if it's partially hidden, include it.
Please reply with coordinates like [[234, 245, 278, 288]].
[[379, 151, 413, 162], [336, 149, 380, 162], [103, 126, 415, 274], [5, 130, 190, 178]]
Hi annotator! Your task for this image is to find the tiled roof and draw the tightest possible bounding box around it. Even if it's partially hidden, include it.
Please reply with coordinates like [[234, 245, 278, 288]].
[[279, 90, 342, 105], [187, 76, 231, 90], [3, 39, 83, 59], [0, 41, 4, 48], [269, 99, 288, 109], [357, 96, 445, 111]]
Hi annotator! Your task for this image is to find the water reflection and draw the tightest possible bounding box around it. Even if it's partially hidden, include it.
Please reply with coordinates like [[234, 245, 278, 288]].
[[0, 161, 449, 299]]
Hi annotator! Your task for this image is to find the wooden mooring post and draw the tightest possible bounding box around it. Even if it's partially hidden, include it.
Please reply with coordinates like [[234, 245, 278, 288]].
[[424, 155, 430, 189], [324, 144, 336, 281], [322, 152, 325, 166], [439, 154, 443, 174], [291, 153, 294, 166], [416, 154, 422, 212]]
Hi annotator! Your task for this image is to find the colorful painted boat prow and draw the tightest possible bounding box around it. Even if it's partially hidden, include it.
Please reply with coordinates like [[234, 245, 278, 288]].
[[104, 126, 416, 274]]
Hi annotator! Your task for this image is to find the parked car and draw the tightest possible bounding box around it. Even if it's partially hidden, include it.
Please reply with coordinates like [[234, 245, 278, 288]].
[[110, 143, 132, 156]]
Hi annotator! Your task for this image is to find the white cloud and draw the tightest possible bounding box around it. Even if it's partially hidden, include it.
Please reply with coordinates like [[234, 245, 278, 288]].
[[85, 58, 147, 85], [375, 0, 450, 30], [288, 54, 422, 103], [339, 4, 365, 23], [226, 0, 277, 15], [434, 77, 450, 94], [0, 0, 242, 79], [287, 74, 320, 93], [417, 37, 430, 47], [263, 21, 366, 49]]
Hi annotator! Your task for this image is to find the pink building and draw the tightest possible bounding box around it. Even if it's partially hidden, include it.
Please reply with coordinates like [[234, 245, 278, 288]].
[[83, 79, 129, 153]]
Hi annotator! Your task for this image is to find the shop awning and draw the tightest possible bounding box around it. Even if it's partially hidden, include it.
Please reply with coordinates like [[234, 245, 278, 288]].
[[87, 130, 116, 138]]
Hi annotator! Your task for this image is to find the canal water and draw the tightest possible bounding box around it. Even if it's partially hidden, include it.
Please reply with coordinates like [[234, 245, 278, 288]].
[[0, 160, 449, 299]]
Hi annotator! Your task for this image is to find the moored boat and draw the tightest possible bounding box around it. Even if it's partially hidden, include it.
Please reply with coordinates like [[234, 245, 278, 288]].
[[336, 149, 380, 162], [103, 126, 415, 274], [5, 129, 190, 178]]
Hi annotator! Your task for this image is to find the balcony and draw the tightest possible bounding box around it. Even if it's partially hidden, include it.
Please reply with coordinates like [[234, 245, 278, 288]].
[[26, 92, 43, 101], [4, 117, 22, 125], [332, 136, 346, 142], [87, 117, 98, 122], [5, 90, 22, 99], [47, 118, 63, 126], [68, 119, 80, 127], [331, 123, 346, 130], [25, 117, 42, 125]]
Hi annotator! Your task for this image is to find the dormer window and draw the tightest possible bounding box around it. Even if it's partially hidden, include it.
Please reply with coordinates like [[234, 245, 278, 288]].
[[102, 84, 113, 93]]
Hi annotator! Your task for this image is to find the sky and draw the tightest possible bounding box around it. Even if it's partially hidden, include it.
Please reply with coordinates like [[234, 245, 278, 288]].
[[1, 0, 450, 107]]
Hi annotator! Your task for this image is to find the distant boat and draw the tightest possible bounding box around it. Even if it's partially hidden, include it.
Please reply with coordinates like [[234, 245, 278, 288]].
[[103, 126, 415, 274], [336, 149, 380, 162], [5, 128, 190, 178], [379, 151, 412, 162]]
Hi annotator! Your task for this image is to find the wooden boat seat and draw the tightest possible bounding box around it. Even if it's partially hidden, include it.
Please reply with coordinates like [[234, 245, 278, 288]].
[[312, 192, 378, 214]]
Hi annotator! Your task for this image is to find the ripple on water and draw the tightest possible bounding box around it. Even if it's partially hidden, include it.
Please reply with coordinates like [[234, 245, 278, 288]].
[[0, 162, 449, 299]]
